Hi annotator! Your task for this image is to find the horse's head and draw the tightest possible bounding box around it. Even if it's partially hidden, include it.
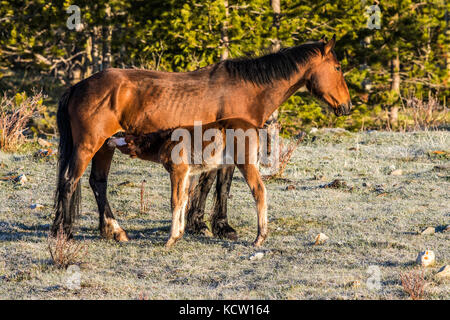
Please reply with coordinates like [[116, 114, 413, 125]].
[[306, 35, 352, 116]]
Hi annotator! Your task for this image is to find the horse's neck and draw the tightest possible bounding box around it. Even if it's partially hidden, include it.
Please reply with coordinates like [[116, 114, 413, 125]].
[[253, 65, 309, 125]]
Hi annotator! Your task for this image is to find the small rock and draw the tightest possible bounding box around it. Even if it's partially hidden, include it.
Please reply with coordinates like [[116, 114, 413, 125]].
[[432, 165, 449, 172], [323, 179, 347, 189], [435, 265, 450, 280], [37, 138, 52, 147], [34, 149, 57, 158], [313, 174, 327, 181], [346, 280, 361, 288], [285, 184, 296, 191], [309, 127, 318, 134], [420, 227, 436, 235], [390, 169, 403, 176], [362, 182, 371, 188], [416, 250, 436, 267], [443, 225, 450, 233], [30, 203, 44, 210], [14, 174, 27, 185], [249, 252, 264, 261], [314, 233, 329, 245]]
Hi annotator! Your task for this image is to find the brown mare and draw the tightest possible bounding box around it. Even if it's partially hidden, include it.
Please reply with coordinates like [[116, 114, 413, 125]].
[[51, 35, 351, 242], [109, 119, 266, 247]]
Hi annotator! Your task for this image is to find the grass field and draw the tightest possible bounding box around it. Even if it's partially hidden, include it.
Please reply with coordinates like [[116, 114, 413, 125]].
[[0, 130, 449, 299]]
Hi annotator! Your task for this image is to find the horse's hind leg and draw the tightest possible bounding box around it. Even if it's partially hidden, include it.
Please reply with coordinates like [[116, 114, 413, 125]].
[[186, 171, 216, 236], [211, 166, 238, 240], [89, 142, 129, 242], [166, 167, 190, 248], [236, 164, 268, 247], [52, 145, 97, 237]]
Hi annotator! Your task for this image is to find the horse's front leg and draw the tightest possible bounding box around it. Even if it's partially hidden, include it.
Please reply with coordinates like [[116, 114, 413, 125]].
[[166, 166, 190, 248], [236, 164, 268, 247], [89, 142, 129, 241]]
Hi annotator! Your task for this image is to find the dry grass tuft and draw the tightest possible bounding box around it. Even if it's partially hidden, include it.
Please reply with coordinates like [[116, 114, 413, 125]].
[[404, 92, 448, 130], [0, 92, 44, 152], [400, 268, 427, 300], [140, 179, 150, 214], [263, 123, 305, 180], [48, 225, 88, 269]]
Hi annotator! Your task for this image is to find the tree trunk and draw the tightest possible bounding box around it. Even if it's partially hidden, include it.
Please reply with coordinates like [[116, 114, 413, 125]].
[[91, 26, 102, 73], [220, 0, 230, 61], [85, 36, 93, 78], [270, 0, 281, 52], [266, 0, 281, 166], [446, 9, 450, 86], [389, 46, 400, 129], [391, 47, 400, 93], [102, 4, 112, 69]]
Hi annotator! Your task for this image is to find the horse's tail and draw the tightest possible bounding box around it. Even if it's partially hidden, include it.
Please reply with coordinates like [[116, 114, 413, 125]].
[[52, 87, 81, 236]]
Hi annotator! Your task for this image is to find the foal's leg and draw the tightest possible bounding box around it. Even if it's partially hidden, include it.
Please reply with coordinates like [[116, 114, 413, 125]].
[[166, 167, 190, 248], [236, 164, 268, 247], [89, 142, 129, 242], [211, 166, 238, 240]]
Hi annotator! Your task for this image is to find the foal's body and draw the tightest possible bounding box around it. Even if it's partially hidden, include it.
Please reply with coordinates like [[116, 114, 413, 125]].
[[110, 119, 267, 247]]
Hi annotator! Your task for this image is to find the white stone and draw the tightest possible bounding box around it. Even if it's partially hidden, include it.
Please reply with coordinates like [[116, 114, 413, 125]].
[[16, 174, 27, 185], [416, 250, 436, 267], [249, 252, 264, 261], [314, 233, 329, 245], [420, 227, 436, 235], [390, 169, 403, 176]]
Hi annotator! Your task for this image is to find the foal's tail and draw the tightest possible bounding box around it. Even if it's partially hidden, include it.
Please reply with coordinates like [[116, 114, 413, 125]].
[[52, 87, 81, 236]]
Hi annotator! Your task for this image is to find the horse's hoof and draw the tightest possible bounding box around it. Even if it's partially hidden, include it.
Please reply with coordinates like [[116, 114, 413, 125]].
[[252, 236, 267, 247], [213, 224, 238, 241], [193, 226, 213, 238], [101, 218, 129, 242], [202, 228, 213, 238], [165, 239, 176, 248], [114, 229, 130, 242], [187, 222, 212, 237]]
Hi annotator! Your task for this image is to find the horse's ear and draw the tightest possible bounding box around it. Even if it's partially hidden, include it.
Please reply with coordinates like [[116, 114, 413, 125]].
[[324, 34, 336, 55], [319, 35, 327, 43]]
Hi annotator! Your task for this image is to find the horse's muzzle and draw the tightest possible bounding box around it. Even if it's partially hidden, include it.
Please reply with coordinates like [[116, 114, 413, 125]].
[[334, 101, 352, 117]]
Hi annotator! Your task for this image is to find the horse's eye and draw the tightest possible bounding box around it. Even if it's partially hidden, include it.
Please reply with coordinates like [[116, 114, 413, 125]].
[[335, 66, 341, 72]]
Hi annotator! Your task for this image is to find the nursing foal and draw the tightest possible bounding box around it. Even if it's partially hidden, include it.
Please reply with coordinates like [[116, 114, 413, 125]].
[[109, 119, 267, 247]]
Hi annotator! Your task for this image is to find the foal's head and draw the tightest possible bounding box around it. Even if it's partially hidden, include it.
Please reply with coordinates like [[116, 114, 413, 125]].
[[306, 35, 352, 116]]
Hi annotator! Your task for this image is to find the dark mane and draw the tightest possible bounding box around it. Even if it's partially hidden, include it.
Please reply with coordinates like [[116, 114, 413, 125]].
[[223, 42, 323, 86]]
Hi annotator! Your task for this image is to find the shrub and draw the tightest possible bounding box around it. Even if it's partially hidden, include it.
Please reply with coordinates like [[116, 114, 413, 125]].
[[400, 268, 427, 300], [0, 91, 45, 152], [48, 225, 88, 269], [404, 92, 448, 130]]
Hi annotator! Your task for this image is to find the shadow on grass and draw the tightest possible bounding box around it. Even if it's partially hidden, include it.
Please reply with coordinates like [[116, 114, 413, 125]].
[[0, 221, 50, 241]]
